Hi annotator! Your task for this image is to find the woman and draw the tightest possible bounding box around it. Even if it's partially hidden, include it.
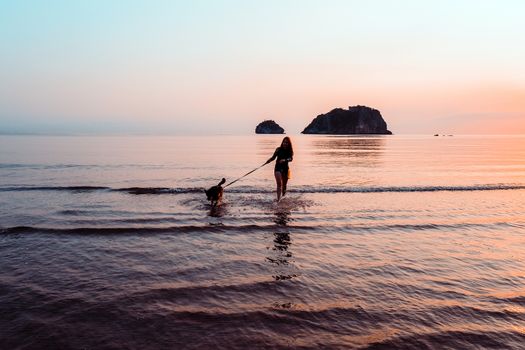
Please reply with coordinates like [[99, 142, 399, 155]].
[[265, 136, 294, 201]]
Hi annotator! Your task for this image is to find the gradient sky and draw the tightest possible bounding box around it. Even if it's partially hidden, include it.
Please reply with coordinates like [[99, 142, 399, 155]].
[[1, 0, 524, 134]]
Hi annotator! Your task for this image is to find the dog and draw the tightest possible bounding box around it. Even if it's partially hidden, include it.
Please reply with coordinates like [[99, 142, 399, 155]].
[[205, 178, 226, 207]]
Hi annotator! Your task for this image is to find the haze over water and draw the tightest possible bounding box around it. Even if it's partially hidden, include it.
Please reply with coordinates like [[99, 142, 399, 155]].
[[1, 134, 524, 349]]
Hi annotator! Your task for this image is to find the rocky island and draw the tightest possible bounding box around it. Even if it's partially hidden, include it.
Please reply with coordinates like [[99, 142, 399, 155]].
[[302, 105, 392, 134], [255, 120, 285, 134]]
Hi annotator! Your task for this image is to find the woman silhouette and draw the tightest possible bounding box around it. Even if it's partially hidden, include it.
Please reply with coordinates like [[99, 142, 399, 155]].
[[265, 137, 294, 201]]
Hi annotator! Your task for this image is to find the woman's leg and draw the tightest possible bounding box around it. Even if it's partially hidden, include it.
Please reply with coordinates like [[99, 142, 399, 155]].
[[274, 171, 283, 201], [281, 170, 289, 196]]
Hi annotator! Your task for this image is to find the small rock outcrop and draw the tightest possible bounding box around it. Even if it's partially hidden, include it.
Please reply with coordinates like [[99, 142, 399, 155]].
[[255, 120, 285, 134], [302, 105, 392, 134]]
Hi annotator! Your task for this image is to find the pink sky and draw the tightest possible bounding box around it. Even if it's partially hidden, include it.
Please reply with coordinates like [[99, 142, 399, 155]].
[[1, 1, 524, 134]]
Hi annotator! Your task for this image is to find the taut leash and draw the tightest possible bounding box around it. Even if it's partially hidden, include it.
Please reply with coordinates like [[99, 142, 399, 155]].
[[224, 162, 267, 188]]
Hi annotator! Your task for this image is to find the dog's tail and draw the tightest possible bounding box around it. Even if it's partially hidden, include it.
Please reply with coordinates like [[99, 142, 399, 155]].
[[218, 178, 226, 186]]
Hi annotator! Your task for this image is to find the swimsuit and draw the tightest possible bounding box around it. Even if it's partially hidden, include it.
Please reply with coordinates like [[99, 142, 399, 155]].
[[270, 147, 293, 176]]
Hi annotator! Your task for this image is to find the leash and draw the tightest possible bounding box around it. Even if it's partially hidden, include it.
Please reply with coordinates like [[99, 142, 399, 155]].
[[224, 162, 268, 188]]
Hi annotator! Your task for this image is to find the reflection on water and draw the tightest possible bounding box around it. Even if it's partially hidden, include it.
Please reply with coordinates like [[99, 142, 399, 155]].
[[266, 207, 298, 282], [208, 203, 227, 217], [255, 136, 285, 158], [311, 136, 386, 165], [273, 206, 292, 226], [313, 135, 386, 148]]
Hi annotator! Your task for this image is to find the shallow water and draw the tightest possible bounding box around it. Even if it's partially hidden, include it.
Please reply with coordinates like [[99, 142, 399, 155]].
[[1, 134, 525, 349]]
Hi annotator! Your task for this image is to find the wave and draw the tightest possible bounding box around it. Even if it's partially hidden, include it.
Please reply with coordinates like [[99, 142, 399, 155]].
[[2, 282, 523, 350], [1, 221, 516, 236], [0, 186, 203, 194], [363, 330, 525, 350], [309, 184, 525, 193], [0, 185, 111, 192], [1, 184, 524, 194], [0, 224, 293, 235], [115, 187, 204, 194]]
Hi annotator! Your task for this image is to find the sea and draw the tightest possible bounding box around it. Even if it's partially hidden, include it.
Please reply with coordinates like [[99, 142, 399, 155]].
[[1, 134, 524, 349]]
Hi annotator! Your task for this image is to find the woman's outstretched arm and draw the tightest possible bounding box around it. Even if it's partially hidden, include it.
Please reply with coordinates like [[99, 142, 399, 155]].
[[265, 148, 279, 164]]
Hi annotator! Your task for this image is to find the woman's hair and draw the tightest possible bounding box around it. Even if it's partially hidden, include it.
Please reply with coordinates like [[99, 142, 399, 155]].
[[280, 136, 294, 157]]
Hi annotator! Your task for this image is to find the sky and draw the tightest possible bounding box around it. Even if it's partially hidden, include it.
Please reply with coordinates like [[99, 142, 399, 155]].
[[0, 0, 524, 135]]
